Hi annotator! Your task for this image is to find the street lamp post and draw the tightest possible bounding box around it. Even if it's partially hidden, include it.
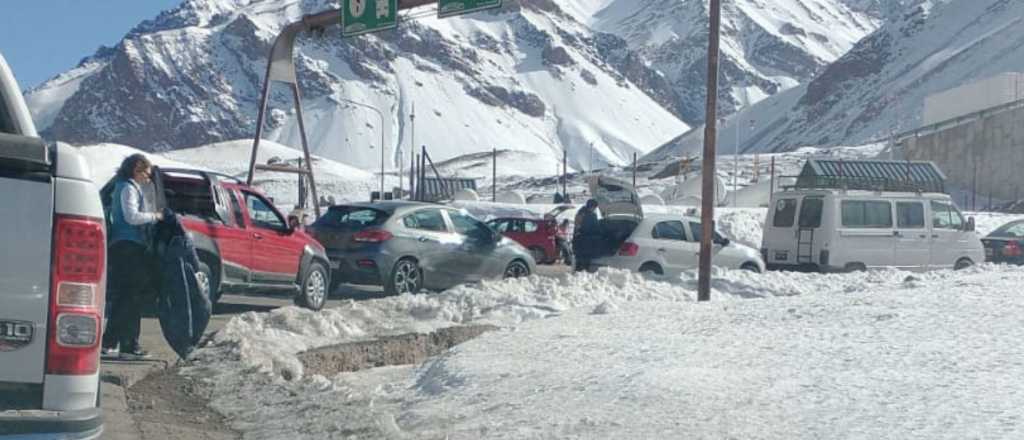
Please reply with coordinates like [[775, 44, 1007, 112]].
[[339, 98, 386, 200]]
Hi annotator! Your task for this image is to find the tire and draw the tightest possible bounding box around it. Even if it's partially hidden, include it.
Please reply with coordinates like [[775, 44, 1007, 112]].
[[954, 258, 973, 270], [504, 260, 531, 279], [741, 262, 761, 273], [386, 258, 423, 295], [528, 246, 547, 265], [195, 261, 220, 305], [295, 261, 329, 311], [640, 262, 663, 276]]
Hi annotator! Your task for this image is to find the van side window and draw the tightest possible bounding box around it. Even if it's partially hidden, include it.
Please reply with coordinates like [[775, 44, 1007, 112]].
[[841, 200, 893, 228], [798, 198, 823, 228], [652, 221, 686, 241], [931, 201, 964, 230], [773, 199, 798, 227], [896, 202, 925, 229]]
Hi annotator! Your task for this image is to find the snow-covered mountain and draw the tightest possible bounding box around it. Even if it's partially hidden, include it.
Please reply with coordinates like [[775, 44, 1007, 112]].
[[26, 0, 688, 172], [648, 0, 1024, 159], [564, 0, 887, 122]]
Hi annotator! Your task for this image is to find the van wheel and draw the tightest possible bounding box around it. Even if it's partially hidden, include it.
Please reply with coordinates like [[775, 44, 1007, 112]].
[[741, 262, 761, 273], [955, 258, 973, 270], [640, 262, 663, 276], [196, 261, 220, 305], [295, 261, 328, 311], [844, 263, 867, 273], [386, 258, 423, 295]]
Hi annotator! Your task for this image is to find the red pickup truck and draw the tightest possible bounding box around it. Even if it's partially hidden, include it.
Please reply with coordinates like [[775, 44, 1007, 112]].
[[100, 168, 331, 310]]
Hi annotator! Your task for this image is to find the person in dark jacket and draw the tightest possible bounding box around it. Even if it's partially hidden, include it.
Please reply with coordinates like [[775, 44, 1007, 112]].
[[572, 199, 601, 272], [102, 154, 164, 360]]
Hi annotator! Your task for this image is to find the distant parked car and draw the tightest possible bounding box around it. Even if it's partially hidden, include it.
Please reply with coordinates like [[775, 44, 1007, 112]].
[[487, 205, 574, 266], [982, 220, 1024, 265], [309, 202, 537, 295], [584, 176, 765, 276]]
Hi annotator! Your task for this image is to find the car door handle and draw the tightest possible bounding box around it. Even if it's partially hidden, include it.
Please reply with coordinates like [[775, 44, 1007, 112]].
[[657, 248, 667, 253], [918, 235, 927, 239], [418, 236, 438, 243], [932, 234, 939, 239]]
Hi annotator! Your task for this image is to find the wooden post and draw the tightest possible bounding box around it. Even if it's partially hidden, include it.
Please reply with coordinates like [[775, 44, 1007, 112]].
[[698, 0, 723, 303], [769, 156, 776, 199]]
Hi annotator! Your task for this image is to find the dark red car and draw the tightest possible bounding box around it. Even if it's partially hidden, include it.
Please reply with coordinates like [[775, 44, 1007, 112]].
[[101, 168, 331, 310], [487, 206, 575, 265]]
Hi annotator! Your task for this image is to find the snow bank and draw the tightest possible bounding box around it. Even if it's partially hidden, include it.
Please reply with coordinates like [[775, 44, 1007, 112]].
[[186, 263, 1023, 439]]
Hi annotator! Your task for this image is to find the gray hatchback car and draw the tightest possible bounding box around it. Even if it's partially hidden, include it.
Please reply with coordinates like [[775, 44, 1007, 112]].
[[309, 202, 537, 295]]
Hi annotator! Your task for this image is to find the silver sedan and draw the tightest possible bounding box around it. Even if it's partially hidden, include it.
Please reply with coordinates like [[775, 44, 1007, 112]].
[[309, 201, 537, 295]]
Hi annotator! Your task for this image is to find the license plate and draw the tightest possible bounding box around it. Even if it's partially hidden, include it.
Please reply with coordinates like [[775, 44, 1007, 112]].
[[0, 320, 33, 352], [774, 250, 789, 261]]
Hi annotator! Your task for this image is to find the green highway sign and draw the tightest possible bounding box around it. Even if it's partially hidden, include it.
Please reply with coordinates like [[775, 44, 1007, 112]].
[[438, 0, 502, 18], [341, 0, 398, 37]]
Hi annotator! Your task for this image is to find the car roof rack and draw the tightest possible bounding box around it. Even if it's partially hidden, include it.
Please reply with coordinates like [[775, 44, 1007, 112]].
[[786, 159, 947, 193]]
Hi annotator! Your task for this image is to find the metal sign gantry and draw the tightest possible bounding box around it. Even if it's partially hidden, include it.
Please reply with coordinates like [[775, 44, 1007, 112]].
[[246, 0, 502, 217]]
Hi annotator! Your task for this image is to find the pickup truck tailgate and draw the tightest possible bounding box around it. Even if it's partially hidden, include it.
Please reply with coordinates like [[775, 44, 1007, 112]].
[[0, 175, 53, 384]]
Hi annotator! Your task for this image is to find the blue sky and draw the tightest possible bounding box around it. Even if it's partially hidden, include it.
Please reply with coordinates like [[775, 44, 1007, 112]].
[[0, 0, 184, 90]]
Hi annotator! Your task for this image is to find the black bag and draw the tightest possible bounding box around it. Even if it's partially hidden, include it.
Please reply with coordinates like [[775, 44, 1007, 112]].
[[153, 212, 211, 360]]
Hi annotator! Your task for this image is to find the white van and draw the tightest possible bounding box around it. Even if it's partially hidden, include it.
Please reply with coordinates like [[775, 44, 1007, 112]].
[[762, 189, 984, 272]]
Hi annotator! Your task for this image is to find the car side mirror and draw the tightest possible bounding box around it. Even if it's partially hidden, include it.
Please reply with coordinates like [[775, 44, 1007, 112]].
[[965, 217, 976, 232]]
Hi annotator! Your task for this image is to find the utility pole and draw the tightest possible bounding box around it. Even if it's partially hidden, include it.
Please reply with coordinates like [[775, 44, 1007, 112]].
[[698, 0, 723, 303], [493, 148, 497, 202], [562, 150, 568, 201], [410, 101, 416, 199], [734, 117, 739, 207], [632, 152, 637, 187]]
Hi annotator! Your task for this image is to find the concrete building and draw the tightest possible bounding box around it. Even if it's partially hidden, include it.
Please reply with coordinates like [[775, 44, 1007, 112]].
[[923, 73, 1024, 126], [899, 102, 1024, 204]]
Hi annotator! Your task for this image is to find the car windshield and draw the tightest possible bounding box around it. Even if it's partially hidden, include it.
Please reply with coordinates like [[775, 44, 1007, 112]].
[[315, 206, 389, 229]]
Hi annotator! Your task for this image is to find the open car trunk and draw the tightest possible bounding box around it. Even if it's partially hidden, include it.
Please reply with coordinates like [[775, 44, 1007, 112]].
[[595, 218, 640, 257], [586, 176, 642, 257]]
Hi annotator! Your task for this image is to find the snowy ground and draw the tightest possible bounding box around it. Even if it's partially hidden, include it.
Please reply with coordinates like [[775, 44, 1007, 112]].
[[185, 263, 1024, 439]]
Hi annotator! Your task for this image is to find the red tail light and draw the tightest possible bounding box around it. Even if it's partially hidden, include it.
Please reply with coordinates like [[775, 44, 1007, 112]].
[[618, 242, 639, 257], [47, 215, 105, 376], [1004, 241, 1022, 257], [353, 228, 393, 243]]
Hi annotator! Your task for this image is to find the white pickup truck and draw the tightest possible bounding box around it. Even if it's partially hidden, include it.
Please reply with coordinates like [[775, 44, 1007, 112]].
[[0, 53, 106, 438]]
